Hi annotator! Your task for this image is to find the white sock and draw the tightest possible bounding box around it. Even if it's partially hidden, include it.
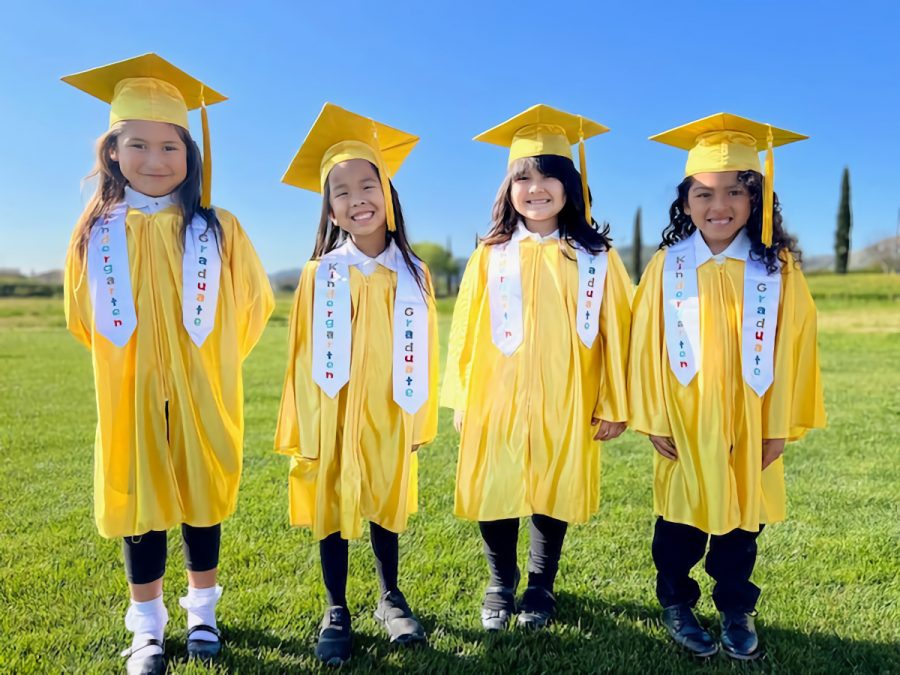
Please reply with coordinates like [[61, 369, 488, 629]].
[[179, 585, 222, 642], [124, 595, 167, 658]]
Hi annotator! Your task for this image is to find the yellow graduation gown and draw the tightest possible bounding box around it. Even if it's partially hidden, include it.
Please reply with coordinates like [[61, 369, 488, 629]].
[[628, 249, 826, 535], [64, 207, 275, 538], [441, 240, 632, 524], [275, 261, 439, 540]]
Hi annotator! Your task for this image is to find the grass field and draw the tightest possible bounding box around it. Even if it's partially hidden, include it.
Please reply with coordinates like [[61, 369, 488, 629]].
[[1, 274, 898, 673]]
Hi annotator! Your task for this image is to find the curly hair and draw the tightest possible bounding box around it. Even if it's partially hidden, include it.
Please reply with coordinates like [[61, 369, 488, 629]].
[[659, 170, 801, 273], [482, 154, 612, 255]]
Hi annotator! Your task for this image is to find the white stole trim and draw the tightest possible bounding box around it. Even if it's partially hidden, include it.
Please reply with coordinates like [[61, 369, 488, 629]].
[[87, 204, 222, 348], [487, 227, 526, 356], [574, 246, 608, 348], [312, 240, 430, 413], [742, 258, 781, 395], [488, 225, 607, 354], [663, 232, 781, 395], [87, 204, 137, 347], [662, 237, 701, 386], [182, 218, 222, 346]]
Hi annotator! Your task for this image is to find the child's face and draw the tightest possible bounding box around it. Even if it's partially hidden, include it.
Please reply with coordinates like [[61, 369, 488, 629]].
[[510, 165, 566, 226], [110, 120, 188, 197], [328, 159, 387, 240], [684, 172, 751, 250]]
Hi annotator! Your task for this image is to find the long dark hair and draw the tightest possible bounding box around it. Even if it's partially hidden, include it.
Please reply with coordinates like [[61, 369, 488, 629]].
[[312, 163, 427, 294], [74, 122, 221, 257], [659, 170, 801, 274], [482, 154, 612, 254]]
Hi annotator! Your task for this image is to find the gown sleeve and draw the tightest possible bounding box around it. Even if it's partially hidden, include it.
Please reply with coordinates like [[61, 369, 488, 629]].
[[762, 253, 827, 441], [412, 266, 439, 446], [223, 212, 275, 360], [439, 246, 485, 411], [627, 250, 673, 437], [274, 263, 316, 457], [593, 248, 633, 423], [64, 226, 93, 350]]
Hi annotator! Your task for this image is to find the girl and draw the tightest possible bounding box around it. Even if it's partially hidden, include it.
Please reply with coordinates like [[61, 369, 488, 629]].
[[442, 105, 632, 631], [62, 54, 274, 674], [630, 113, 826, 660], [275, 103, 438, 666]]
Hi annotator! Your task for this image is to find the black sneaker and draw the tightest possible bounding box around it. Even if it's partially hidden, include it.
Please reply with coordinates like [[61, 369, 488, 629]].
[[315, 606, 352, 666], [481, 568, 520, 632], [374, 590, 426, 645], [661, 604, 718, 658], [720, 611, 762, 661], [516, 586, 556, 630]]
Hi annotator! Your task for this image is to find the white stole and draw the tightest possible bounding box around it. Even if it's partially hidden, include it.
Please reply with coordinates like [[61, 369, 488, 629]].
[[663, 231, 781, 396], [487, 223, 607, 355], [311, 239, 430, 413], [87, 203, 221, 347]]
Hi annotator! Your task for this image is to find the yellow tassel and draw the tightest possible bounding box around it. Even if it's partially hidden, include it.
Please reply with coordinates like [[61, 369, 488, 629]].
[[578, 118, 591, 225], [762, 125, 774, 248], [372, 121, 396, 231], [200, 90, 212, 209]]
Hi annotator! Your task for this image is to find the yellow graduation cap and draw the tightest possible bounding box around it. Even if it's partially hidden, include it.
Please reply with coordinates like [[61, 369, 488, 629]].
[[281, 103, 419, 232], [649, 112, 807, 247], [474, 104, 610, 224], [61, 53, 227, 208]]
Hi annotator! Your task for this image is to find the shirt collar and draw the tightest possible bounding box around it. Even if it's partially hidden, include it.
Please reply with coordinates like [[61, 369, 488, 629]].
[[514, 220, 559, 243], [124, 186, 176, 214], [692, 228, 751, 267], [341, 237, 398, 276]]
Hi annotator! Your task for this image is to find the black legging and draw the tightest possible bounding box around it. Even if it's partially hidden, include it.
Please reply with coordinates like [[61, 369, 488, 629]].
[[479, 514, 568, 591], [319, 522, 399, 608], [123, 523, 221, 584]]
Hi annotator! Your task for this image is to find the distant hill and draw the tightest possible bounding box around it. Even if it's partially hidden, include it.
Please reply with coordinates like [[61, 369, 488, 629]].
[[802, 236, 899, 273]]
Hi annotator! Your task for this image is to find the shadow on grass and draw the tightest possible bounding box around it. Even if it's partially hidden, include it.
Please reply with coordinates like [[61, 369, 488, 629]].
[[164, 594, 899, 674]]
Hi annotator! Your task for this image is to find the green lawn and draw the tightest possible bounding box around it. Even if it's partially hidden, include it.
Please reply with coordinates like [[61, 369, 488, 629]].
[[1, 275, 898, 673]]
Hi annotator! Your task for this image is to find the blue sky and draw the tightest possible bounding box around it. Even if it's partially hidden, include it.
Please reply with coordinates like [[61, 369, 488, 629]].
[[2, 1, 898, 273]]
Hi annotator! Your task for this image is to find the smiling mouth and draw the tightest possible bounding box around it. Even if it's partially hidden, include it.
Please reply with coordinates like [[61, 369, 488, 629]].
[[526, 199, 551, 205], [707, 217, 732, 225], [351, 211, 375, 222]]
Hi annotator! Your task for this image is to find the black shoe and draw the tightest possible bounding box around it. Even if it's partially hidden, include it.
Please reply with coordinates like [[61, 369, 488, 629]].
[[481, 568, 520, 632], [720, 611, 762, 661], [661, 604, 718, 658], [315, 606, 352, 666], [121, 638, 165, 675], [516, 586, 556, 630], [186, 624, 222, 662], [374, 590, 426, 645]]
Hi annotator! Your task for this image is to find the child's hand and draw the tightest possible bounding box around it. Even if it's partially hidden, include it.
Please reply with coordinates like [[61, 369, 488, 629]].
[[411, 444, 421, 453], [591, 418, 626, 441], [649, 435, 678, 460], [453, 410, 464, 433], [761, 438, 786, 470]]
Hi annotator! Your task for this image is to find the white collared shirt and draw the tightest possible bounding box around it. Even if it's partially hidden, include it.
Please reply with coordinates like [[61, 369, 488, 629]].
[[515, 220, 560, 242], [693, 228, 751, 266], [341, 237, 395, 277], [124, 186, 177, 215]]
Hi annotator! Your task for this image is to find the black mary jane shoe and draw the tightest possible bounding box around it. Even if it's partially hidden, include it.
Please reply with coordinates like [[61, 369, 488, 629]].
[[516, 585, 556, 630], [720, 611, 762, 661], [121, 638, 166, 675], [315, 605, 353, 666], [374, 589, 426, 645], [186, 624, 223, 662], [661, 604, 718, 658]]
